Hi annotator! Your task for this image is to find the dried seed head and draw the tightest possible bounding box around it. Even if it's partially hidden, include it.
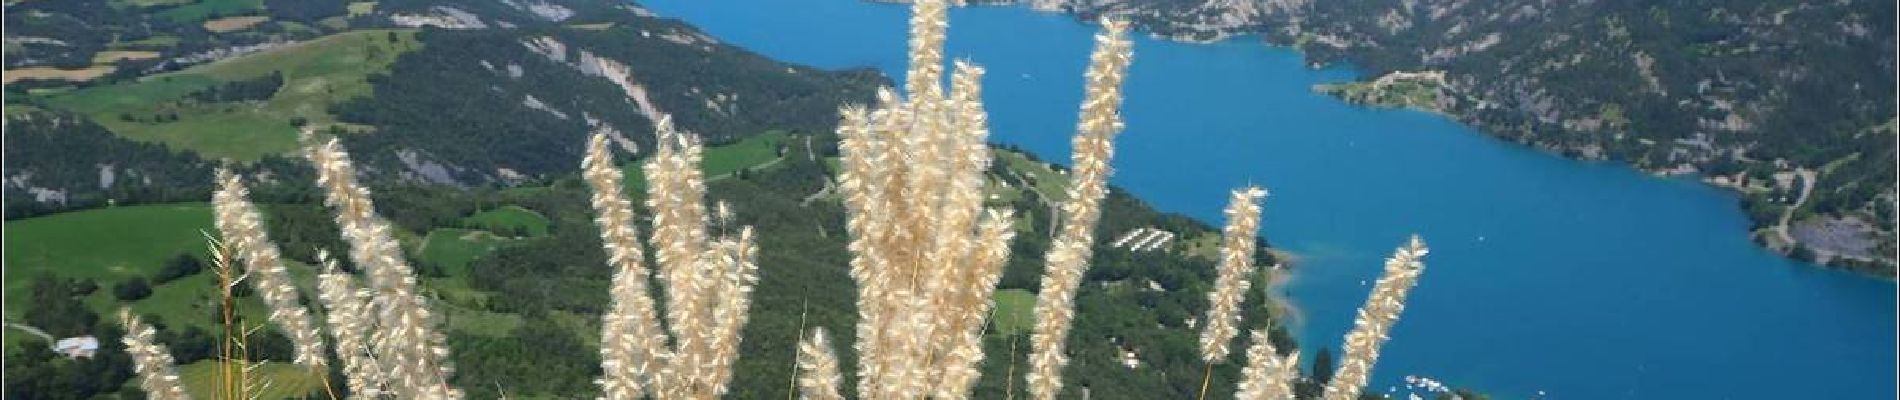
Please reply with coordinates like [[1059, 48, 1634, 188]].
[[1026, 17, 1134, 400], [1321, 236, 1428, 400], [121, 310, 190, 400], [1200, 187, 1267, 363], [213, 169, 327, 368]]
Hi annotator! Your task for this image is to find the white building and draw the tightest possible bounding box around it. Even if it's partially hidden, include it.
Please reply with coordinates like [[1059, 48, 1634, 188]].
[[53, 336, 99, 359]]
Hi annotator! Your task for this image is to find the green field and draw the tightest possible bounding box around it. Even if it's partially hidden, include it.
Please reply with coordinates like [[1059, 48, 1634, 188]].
[[178, 360, 324, 399], [1, 202, 525, 336], [3, 204, 214, 304], [1, 203, 296, 331], [461, 206, 551, 237], [41, 30, 420, 161], [113, 35, 184, 49], [621, 130, 790, 191], [995, 151, 1070, 203], [1175, 232, 1221, 261], [413, 227, 523, 337], [991, 288, 1036, 336], [443, 303, 523, 337], [156, 0, 264, 23], [418, 228, 506, 277], [346, 1, 376, 16], [1314, 78, 1445, 112], [703, 130, 789, 177]]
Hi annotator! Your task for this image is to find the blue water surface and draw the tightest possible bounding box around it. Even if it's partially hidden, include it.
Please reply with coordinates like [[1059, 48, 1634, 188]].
[[639, 1, 1897, 398]]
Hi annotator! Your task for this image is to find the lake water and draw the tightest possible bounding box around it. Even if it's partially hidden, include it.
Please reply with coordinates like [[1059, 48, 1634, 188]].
[[640, 1, 1897, 398]]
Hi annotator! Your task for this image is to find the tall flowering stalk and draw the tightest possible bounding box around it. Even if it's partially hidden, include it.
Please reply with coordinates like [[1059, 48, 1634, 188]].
[[1196, 186, 1268, 399], [795, 328, 844, 400], [121, 310, 190, 400], [902, 0, 950, 98], [791, 1, 1134, 398], [820, 2, 1030, 394], [211, 170, 327, 369], [315, 250, 385, 398], [701, 225, 760, 396], [207, 235, 254, 400], [1234, 329, 1299, 400], [641, 116, 719, 397], [1025, 16, 1134, 400], [1321, 236, 1429, 400], [582, 129, 674, 398], [581, 115, 761, 399], [1199, 187, 1267, 363], [303, 133, 459, 399]]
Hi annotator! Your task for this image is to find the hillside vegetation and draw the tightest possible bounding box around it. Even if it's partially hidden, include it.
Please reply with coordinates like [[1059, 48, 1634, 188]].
[[3, 135, 1297, 398], [38, 29, 419, 161]]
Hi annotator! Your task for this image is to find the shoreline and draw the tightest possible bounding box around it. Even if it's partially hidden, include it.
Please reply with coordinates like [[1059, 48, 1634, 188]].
[[1002, 4, 1897, 278]]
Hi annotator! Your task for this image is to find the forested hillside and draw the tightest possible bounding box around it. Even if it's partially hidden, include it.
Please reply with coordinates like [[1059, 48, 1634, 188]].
[[6, 0, 881, 214], [1027, 0, 1896, 274], [330, 24, 883, 185]]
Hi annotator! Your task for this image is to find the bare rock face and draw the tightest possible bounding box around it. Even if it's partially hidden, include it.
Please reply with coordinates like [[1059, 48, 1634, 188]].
[[391, 6, 489, 29]]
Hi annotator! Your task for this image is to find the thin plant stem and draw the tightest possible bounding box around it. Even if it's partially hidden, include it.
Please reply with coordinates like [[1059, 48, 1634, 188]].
[[319, 366, 340, 400], [1198, 363, 1214, 400], [1004, 332, 1021, 400], [789, 297, 809, 400]]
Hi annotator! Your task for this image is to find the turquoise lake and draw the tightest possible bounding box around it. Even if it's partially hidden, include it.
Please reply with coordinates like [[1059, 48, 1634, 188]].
[[642, 1, 1897, 398]]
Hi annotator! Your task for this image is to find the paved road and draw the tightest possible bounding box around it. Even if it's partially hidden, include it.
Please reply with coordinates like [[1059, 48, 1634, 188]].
[[5, 322, 56, 344]]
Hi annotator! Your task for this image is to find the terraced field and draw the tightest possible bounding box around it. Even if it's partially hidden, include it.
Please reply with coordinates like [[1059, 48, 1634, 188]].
[[1, 66, 115, 85]]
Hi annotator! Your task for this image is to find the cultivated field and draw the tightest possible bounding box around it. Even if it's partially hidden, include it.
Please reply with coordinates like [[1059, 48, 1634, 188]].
[[202, 15, 270, 32], [92, 50, 162, 63], [2, 66, 115, 84]]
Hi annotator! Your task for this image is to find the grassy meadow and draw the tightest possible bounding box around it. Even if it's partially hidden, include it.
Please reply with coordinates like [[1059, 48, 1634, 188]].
[[990, 288, 1036, 336], [460, 206, 551, 238], [177, 360, 326, 398], [39, 29, 420, 162], [0, 128, 801, 333], [155, 0, 263, 23], [620, 130, 790, 191]]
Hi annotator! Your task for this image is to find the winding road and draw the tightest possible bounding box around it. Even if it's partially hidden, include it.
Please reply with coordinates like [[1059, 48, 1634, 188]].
[[1774, 168, 1816, 247], [5, 322, 56, 344]]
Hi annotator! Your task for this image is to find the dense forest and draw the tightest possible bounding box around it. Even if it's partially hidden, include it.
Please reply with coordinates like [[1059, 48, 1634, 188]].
[[183, 71, 284, 103], [1, 112, 216, 219]]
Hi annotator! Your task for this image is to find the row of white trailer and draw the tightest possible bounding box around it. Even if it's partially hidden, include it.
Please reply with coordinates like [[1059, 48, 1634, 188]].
[[1109, 227, 1174, 252]]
